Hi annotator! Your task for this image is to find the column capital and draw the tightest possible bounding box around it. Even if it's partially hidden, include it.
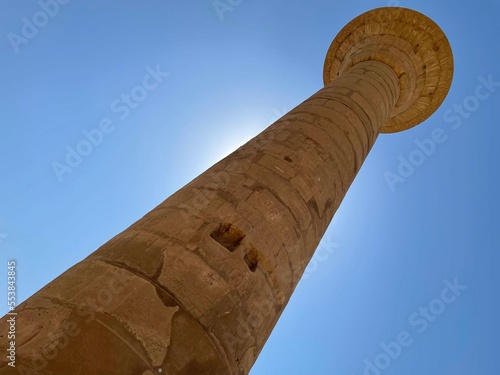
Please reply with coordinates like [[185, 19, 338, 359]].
[[323, 7, 454, 133]]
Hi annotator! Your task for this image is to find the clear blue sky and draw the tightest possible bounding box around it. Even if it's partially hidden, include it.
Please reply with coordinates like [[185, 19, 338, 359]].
[[1, 0, 498, 374]]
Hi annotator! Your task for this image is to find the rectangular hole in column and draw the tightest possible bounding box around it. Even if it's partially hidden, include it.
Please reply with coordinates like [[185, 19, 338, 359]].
[[244, 247, 259, 272], [210, 223, 245, 252]]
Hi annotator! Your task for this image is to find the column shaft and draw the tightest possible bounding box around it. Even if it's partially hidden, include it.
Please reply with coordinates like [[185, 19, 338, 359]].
[[5, 61, 400, 375]]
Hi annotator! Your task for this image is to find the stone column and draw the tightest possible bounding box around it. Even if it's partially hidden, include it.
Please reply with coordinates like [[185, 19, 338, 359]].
[[1, 7, 453, 375]]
